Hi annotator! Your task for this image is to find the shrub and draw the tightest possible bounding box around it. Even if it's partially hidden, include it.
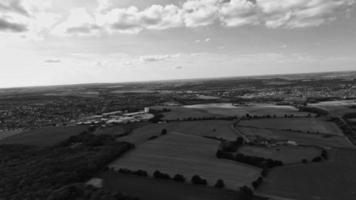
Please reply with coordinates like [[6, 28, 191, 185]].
[[173, 174, 186, 182], [153, 170, 171, 180], [214, 179, 225, 188], [191, 175, 207, 185], [161, 129, 167, 135]]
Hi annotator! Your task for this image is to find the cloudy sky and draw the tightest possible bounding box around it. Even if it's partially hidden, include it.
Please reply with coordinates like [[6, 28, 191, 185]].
[[0, 0, 355, 88]]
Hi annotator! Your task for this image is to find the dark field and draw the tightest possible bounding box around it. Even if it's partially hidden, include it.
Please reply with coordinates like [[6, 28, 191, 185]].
[[100, 172, 239, 200], [0, 125, 88, 146], [258, 148, 356, 200]]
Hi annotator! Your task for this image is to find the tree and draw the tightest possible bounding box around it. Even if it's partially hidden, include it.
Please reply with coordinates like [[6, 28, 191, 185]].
[[214, 179, 225, 188], [161, 129, 167, 135], [173, 174, 186, 182], [191, 175, 207, 185]]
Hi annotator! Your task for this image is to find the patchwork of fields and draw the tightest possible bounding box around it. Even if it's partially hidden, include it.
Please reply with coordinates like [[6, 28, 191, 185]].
[[238, 145, 321, 164], [150, 106, 220, 120], [184, 103, 311, 117], [99, 172, 239, 200], [309, 100, 356, 116], [258, 148, 356, 200], [239, 118, 343, 135], [118, 120, 238, 144], [239, 126, 354, 148], [111, 132, 261, 190]]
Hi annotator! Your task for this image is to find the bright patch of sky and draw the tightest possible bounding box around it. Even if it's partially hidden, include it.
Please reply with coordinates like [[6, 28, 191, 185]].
[[0, 0, 355, 88]]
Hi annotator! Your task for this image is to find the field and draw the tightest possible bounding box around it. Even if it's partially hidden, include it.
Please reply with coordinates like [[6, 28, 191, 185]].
[[111, 132, 261, 189], [239, 118, 343, 136], [184, 103, 311, 117], [98, 172, 239, 200], [119, 120, 238, 144], [0, 129, 23, 141], [309, 100, 356, 116], [150, 106, 220, 120], [238, 127, 355, 148], [238, 145, 321, 164], [258, 148, 356, 200], [0, 125, 88, 146]]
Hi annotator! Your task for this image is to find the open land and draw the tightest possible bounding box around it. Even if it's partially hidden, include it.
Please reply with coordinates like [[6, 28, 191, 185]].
[[258, 148, 356, 200], [0, 125, 88, 146], [118, 120, 238, 144], [99, 172, 239, 200], [309, 100, 356, 116], [238, 126, 355, 148], [184, 103, 311, 117], [111, 132, 261, 190], [239, 118, 343, 135], [238, 145, 321, 164]]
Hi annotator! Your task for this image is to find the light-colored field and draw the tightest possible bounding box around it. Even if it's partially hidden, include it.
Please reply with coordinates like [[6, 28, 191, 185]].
[[184, 103, 310, 117], [309, 100, 356, 116], [240, 118, 343, 135], [118, 120, 238, 145], [258, 148, 356, 200], [239, 127, 355, 148], [111, 133, 261, 190], [238, 145, 321, 164], [0, 125, 88, 146]]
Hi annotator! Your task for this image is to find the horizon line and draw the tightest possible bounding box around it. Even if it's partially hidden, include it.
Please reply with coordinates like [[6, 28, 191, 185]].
[[0, 69, 355, 90]]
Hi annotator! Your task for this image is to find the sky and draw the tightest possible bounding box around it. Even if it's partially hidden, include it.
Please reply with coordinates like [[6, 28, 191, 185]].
[[0, 0, 355, 88]]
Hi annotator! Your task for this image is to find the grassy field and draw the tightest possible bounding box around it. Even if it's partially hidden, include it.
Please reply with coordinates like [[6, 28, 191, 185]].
[[184, 103, 311, 117], [111, 132, 261, 190], [119, 120, 238, 145], [0, 125, 88, 146], [258, 148, 356, 200], [238, 145, 321, 164], [309, 100, 356, 116], [239, 118, 343, 136], [239, 127, 355, 148], [99, 172, 239, 200]]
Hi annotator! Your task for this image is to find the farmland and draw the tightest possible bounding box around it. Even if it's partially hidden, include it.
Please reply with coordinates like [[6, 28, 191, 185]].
[[99, 172, 239, 200], [184, 103, 311, 117], [150, 106, 220, 120], [111, 132, 261, 190], [118, 120, 238, 144], [238, 126, 355, 148], [258, 148, 356, 200], [238, 145, 321, 164], [239, 117, 343, 135], [309, 100, 356, 116], [0, 125, 88, 146]]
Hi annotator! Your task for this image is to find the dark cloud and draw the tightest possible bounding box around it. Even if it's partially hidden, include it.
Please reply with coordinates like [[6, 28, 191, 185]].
[[0, 1, 29, 16], [45, 59, 61, 64], [175, 66, 183, 70], [0, 18, 27, 32], [66, 25, 100, 34]]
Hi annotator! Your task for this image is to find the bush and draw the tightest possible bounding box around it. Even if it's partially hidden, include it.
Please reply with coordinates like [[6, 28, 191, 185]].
[[191, 175, 207, 185], [161, 129, 167, 135], [153, 170, 171, 180], [239, 186, 253, 200], [173, 174, 186, 182], [214, 179, 225, 188]]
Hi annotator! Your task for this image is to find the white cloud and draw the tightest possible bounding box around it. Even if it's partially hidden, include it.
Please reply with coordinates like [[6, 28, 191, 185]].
[[52, 8, 100, 36], [182, 0, 219, 27], [0, 0, 354, 37]]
